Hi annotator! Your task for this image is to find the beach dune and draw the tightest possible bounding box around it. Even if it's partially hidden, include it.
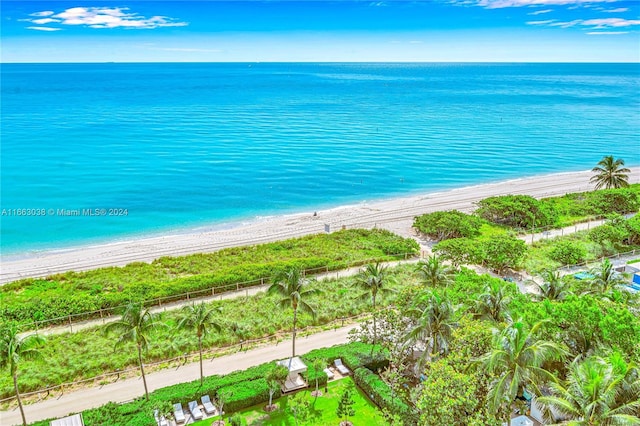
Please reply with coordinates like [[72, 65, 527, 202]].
[[1, 168, 638, 284]]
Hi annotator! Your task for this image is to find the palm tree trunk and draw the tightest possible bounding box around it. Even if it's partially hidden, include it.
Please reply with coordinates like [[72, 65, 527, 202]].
[[371, 295, 377, 355], [13, 373, 27, 426], [198, 335, 204, 386], [292, 307, 298, 359], [137, 343, 149, 401]]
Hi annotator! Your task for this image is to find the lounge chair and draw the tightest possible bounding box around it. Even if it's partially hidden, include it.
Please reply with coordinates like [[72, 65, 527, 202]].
[[334, 358, 350, 375], [324, 367, 335, 379], [173, 403, 186, 424], [154, 409, 168, 426], [201, 395, 216, 415], [188, 400, 204, 420]]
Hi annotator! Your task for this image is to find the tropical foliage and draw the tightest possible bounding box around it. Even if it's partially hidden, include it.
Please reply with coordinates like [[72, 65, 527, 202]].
[[0, 229, 419, 325], [353, 263, 394, 349], [0, 323, 45, 426], [104, 303, 164, 400], [267, 267, 318, 360], [590, 155, 631, 190], [413, 210, 483, 241], [536, 355, 640, 425], [475, 194, 557, 229], [474, 320, 568, 414], [177, 302, 223, 385]]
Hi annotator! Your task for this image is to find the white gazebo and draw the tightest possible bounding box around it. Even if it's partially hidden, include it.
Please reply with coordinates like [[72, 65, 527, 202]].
[[50, 414, 84, 426], [510, 415, 534, 426], [276, 357, 308, 392]]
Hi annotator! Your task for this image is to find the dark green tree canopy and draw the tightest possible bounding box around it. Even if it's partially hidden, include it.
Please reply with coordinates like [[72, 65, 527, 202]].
[[475, 195, 557, 229], [413, 210, 484, 242], [585, 188, 639, 215]]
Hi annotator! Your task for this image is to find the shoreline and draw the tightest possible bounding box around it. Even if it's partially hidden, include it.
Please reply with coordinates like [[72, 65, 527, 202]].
[[1, 167, 638, 283]]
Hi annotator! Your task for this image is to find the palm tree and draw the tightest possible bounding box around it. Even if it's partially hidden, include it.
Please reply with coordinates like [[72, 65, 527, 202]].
[[416, 255, 455, 287], [0, 323, 45, 426], [403, 291, 459, 366], [105, 303, 163, 400], [475, 320, 568, 414], [533, 270, 572, 302], [354, 263, 394, 350], [590, 155, 631, 190], [536, 356, 640, 425], [590, 259, 626, 294], [177, 302, 222, 386], [473, 281, 512, 323], [267, 268, 318, 361]]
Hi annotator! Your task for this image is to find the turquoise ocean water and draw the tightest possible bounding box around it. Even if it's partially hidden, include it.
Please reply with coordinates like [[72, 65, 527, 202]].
[[1, 63, 639, 254]]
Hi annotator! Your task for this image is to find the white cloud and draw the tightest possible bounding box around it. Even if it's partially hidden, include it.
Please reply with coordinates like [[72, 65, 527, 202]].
[[29, 11, 54, 17], [587, 30, 629, 34], [475, 0, 618, 9], [526, 19, 556, 24], [528, 16, 640, 29], [25, 7, 187, 30], [581, 17, 640, 27], [27, 26, 61, 31], [528, 8, 553, 14], [549, 19, 582, 27], [601, 7, 629, 12], [31, 18, 60, 25]]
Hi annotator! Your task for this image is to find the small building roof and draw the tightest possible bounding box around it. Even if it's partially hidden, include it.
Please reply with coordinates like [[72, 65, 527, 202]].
[[510, 415, 533, 426], [50, 414, 84, 426], [277, 357, 307, 374]]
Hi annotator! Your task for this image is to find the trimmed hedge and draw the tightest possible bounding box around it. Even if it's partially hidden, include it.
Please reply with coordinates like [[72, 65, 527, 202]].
[[301, 342, 389, 373], [29, 342, 380, 426], [353, 367, 415, 425], [219, 377, 271, 413]]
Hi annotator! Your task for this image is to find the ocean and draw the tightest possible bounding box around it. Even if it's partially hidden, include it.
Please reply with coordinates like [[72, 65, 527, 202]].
[[1, 62, 639, 254]]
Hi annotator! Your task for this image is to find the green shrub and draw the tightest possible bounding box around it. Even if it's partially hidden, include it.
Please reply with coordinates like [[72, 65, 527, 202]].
[[475, 195, 557, 229], [588, 224, 629, 247], [482, 235, 527, 272], [548, 240, 587, 265], [413, 210, 484, 241], [433, 238, 484, 268], [586, 188, 639, 215]]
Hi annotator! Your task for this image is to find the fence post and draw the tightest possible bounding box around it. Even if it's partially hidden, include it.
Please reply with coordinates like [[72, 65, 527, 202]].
[[68, 315, 73, 333]]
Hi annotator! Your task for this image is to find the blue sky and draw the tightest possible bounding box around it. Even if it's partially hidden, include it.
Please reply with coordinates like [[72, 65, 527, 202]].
[[1, 1, 639, 62]]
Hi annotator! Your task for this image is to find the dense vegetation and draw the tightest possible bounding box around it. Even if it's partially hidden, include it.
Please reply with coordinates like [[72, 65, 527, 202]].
[[347, 265, 640, 425], [0, 229, 419, 326], [416, 186, 640, 274], [0, 265, 419, 399]]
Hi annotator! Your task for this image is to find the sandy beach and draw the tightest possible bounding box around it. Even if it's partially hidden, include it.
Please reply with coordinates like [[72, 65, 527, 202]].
[[1, 168, 638, 284]]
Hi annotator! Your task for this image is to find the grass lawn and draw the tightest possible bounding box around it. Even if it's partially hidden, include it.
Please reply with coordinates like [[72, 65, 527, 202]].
[[191, 377, 386, 425]]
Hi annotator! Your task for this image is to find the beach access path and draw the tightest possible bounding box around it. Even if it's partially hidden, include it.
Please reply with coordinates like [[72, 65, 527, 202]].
[[2, 168, 639, 284]]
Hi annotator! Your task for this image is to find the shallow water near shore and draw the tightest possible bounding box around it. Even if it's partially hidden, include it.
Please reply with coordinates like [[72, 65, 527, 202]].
[[2, 62, 639, 254]]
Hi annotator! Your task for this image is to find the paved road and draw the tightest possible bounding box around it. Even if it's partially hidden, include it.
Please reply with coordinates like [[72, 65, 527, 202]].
[[0, 324, 357, 426]]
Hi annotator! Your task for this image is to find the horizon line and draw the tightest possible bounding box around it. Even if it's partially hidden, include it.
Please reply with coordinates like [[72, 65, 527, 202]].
[[2, 60, 640, 64]]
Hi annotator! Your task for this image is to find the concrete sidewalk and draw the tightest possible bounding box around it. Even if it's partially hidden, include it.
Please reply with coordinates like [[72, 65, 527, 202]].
[[0, 324, 357, 426]]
